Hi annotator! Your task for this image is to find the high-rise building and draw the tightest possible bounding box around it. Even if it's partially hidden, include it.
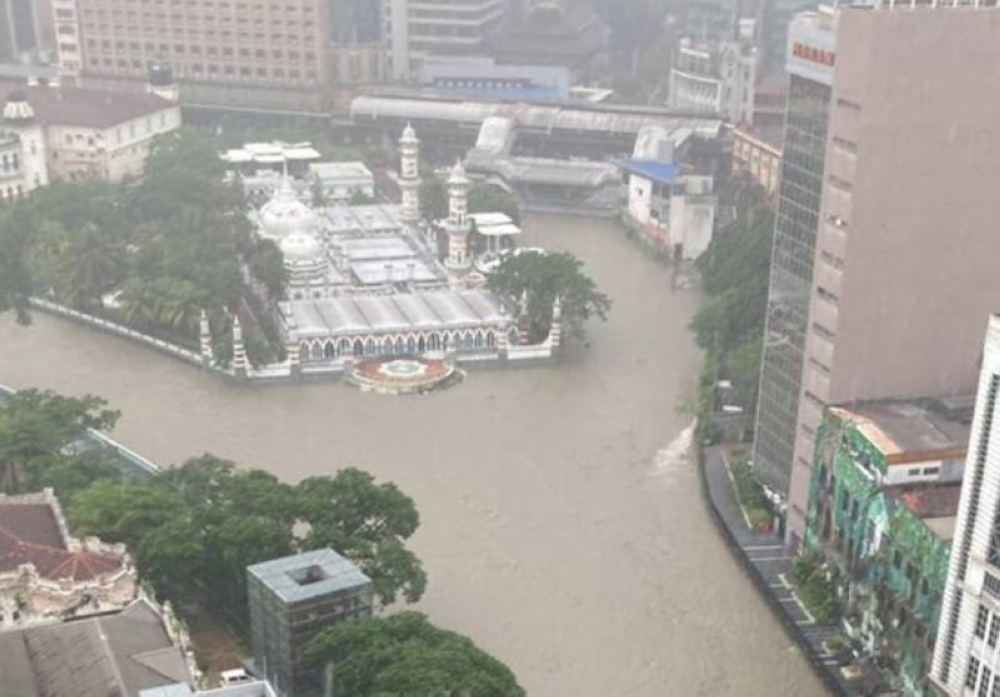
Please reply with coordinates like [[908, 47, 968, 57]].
[[1, 0, 54, 64], [383, 0, 505, 81], [248, 549, 373, 697], [753, 9, 834, 501], [932, 315, 1000, 695], [667, 23, 758, 125], [755, 5, 1000, 548], [51, 0, 330, 111]]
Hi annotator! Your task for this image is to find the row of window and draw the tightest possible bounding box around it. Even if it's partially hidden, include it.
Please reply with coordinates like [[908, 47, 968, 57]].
[[86, 56, 317, 80], [85, 39, 316, 61], [81, 24, 318, 44]]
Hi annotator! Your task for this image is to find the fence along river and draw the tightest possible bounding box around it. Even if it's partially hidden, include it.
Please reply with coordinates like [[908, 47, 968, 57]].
[[0, 213, 825, 696]]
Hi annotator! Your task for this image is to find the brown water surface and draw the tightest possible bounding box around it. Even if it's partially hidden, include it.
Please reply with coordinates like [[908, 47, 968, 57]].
[[0, 213, 825, 696]]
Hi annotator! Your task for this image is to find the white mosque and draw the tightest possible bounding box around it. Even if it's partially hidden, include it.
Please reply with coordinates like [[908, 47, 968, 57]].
[[229, 124, 556, 377]]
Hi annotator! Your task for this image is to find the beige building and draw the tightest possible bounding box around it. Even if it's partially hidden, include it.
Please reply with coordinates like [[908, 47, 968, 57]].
[[0, 488, 138, 628], [52, 0, 330, 111], [780, 6, 1000, 546], [731, 125, 781, 197], [0, 81, 180, 191]]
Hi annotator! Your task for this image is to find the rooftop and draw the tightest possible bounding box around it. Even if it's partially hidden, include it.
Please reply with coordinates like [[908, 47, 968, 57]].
[[886, 483, 963, 542], [0, 83, 175, 129], [0, 494, 125, 581], [283, 289, 507, 338], [616, 159, 682, 184], [247, 548, 371, 604], [220, 142, 321, 165], [309, 161, 373, 180], [0, 599, 192, 697], [831, 397, 971, 465]]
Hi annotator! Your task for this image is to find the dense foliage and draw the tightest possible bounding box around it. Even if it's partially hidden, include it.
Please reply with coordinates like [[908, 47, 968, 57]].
[[689, 207, 774, 419], [0, 389, 120, 495], [0, 387, 425, 631], [307, 612, 526, 697], [70, 456, 427, 627], [488, 250, 611, 343], [729, 457, 773, 530], [0, 131, 283, 364], [789, 554, 841, 624]]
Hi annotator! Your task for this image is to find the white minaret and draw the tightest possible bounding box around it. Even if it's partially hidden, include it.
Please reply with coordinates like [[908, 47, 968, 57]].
[[232, 315, 247, 379], [444, 159, 472, 287], [549, 296, 562, 351], [199, 310, 212, 366], [399, 123, 421, 231], [932, 315, 1000, 695], [285, 312, 300, 377]]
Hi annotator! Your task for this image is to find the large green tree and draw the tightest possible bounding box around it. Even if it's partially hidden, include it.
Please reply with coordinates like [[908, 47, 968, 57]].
[[0, 208, 32, 323], [0, 389, 119, 493], [69, 454, 426, 623], [488, 250, 611, 343], [688, 206, 774, 420], [306, 612, 525, 697]]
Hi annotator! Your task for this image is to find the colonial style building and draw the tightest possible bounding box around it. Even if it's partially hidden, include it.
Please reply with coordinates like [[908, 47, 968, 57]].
[[0, 488, 138, 628], [0, 81, 180, 200], [805, 399, 970, 695]]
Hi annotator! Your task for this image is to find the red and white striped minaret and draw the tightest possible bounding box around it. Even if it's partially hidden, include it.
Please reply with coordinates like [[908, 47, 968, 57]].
[[232, 315, 247, 379], [444, 159, 472, 287], [549, 296, 562, 351], [199, 309, 212, 367]]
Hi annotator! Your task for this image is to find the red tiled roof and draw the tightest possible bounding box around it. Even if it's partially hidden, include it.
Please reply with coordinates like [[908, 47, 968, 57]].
[[888, 483, 963, 520], [0, 503, 124, 582], [0, 83, 174, 129]]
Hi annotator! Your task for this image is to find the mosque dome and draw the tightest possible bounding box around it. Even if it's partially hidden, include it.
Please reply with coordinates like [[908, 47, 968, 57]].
[[258, 177, 319, 242], [279, 230, 325, 265]]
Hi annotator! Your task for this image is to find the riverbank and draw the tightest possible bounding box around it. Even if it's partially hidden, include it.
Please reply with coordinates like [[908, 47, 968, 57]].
[[699, 443, 857, 696]]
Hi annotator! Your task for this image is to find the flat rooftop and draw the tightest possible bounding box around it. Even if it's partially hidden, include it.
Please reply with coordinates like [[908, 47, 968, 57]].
[[309, 161, 373, 180], [322, 204, 403, 235], [830, 397, 971, 464], [247, 548, 371, 604], [886, 483, 963, 543]]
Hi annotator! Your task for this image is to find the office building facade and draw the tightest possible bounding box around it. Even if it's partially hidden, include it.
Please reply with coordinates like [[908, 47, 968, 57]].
[[383, 0, 505, 81], [760, 6, 1000, 547], [753, 9, 834, 500]]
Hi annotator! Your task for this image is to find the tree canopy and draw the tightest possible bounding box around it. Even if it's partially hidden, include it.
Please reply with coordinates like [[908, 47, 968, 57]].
[[488, 250, 611, 343], [0, 389, 120, 494], [306, 612, 525, 697], [69, 454, 426, 628], [2, 129, 281, 362], [689, 207, 774, 415]]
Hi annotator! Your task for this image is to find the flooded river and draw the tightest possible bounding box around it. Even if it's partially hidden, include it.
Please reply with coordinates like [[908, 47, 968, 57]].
[[0, 213, 824, 696]]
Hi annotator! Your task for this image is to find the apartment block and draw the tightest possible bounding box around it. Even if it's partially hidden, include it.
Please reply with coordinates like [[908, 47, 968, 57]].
[[52, 0, 330, 111]]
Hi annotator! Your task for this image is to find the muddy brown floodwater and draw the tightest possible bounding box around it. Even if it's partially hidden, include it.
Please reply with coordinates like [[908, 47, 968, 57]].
[[0, 213, 826, 696]]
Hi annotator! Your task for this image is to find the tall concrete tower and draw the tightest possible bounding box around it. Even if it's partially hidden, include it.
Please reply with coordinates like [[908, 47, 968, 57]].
[[444, 159, 472, 287], [398, 122, 420, 232]]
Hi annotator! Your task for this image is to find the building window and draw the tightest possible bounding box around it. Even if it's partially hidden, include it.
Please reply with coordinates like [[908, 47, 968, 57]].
[[976, 605, 990, 639], [990, 615, 1000, 648], [981, 666, 994, 697], [969, 656, 982, 690]]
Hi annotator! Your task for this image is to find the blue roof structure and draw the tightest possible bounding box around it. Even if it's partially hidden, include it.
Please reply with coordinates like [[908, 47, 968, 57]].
[[615, 159, 681, 184]]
